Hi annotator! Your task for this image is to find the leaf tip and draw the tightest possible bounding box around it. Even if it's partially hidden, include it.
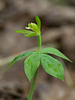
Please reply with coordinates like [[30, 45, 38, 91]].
[[66, 58, 72, 63], [35, 15, 39, 19], [28, 78, 32, 82], [4, 68, 8, 72], [14, 30, 17, 33], [69, 60, 73, 63], [59, 75, 64, 81], [4, 70, 7, 72], [35, 15, 38, 18]]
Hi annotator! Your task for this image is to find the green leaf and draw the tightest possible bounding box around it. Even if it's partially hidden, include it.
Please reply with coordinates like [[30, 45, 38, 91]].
[[24, 32, 37, 37], [14, 30, 34, 34], [41, 47, 71, 62], [5, 51, 35, 72], [35, 16, 41, 29], [40, 54, 64, 81], [28, 23, 40, 35], [24, 53, 40, 81]]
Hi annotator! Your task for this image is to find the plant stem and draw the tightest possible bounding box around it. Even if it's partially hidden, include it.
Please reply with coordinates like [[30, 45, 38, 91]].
[[37, 35, 41, 53], [28, 70, 38, 100], [28, 35, 41, 100]]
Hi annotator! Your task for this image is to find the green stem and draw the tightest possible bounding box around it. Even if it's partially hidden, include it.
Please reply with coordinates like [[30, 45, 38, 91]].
[[28, 35, 41, 100], [28, 70, 38, 100], [37, 35, 41, 53]]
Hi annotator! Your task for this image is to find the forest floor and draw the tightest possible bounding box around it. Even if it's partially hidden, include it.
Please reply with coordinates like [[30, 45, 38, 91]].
[[0, 0, 75, 100]]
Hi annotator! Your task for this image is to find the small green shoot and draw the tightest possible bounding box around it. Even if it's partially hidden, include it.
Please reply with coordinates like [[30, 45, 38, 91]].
[[5, 16, 71, 100]]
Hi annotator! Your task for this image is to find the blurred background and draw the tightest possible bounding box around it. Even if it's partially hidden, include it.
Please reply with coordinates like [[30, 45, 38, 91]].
[[0, 0, 75, 100]]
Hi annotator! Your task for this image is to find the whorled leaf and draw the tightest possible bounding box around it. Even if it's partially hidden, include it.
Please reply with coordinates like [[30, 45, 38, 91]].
[[40, 54, 64, 81], [40, 47, 72, 62], [35, 16, 41, 30], [14, 30, 34, 34], [5, 51, 35, 72], [24, 32, 37, 37], [24, 53, 40, 81]]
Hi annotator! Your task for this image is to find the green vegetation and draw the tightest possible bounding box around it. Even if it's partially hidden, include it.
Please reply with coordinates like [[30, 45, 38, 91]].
[[5, 16, 71, 100]]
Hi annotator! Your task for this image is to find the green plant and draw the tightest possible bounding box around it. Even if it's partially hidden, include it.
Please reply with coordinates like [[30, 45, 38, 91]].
[[5, 16, 71, 100]]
